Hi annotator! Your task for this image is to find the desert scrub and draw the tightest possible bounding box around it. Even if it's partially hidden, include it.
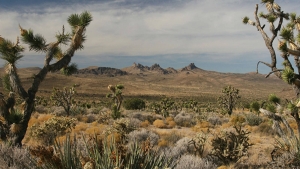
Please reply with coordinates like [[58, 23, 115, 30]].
[[166, 117, 176, 128], [140, 120, 150, 128], [162, 131, 183, 146], [230, 114, 246, 126], [153, 119, 167, 128], [210, 126, 253, 165], [207, 116, 222, 126], [37, 134, 176, 169], [0, 143, 38, 169], [174, 112, 195, 127], [127, 128, 160, 147], [165, 137, 194, 159], [123, 98, 146, 110], [104, 118, 136, 143], [245, 113, 263, 126], [175, 155, 217, 169], [30, 116, 77, 145]]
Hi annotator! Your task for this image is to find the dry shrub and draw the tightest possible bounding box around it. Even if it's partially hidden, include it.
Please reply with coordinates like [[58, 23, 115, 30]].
[[35, 105, 49, 114], [163, 131, 183, 145], [165, 137, 194, 159], [175, 155, 217, 169], [127, 128, 159, 146], [158, 139, 168, 148], [37, 114, 53, 123], [253, 121, 276, 136], [230, 115, 246, 125], [85, 123, 106, 136], [140, 120, 150, 128], [167, 120, 176, 128], [127, 117, 141, 129], [0, 143, 37, 168], [73, 122, 88, 133], [107, 132, 122, 144], [221, 122, 231, 129], [207, 116, 223, 126], [192, 121, 211, 132], [153, 119, 166, 128], [30, 116, 77, 145], [174, 112, 195, 127], [166, 117, 174, 122], [288, 119, 298, 131]]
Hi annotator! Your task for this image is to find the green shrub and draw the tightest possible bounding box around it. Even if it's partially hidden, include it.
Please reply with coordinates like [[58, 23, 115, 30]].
[[123, 98, 146, 110], [266, 103, 276, 113], [268, 93, 280, 104], [250, 101, 260, 114], [245, 113, 263, 126]]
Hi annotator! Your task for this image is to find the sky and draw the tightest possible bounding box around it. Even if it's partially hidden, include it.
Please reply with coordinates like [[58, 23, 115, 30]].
[[0, 0, 299, 73]]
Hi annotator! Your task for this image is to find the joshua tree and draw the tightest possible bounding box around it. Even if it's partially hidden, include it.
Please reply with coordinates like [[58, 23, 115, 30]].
[[50, 86, 76, 116], [242, 1, 298, 94], [107, 84, 124, 119], [0, 11, 92, 146], [218, 85, 240, 115], [243, 0, 300, 137]]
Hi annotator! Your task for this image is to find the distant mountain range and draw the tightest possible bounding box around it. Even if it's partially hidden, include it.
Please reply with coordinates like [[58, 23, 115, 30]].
[[76, 62, 206, 76]]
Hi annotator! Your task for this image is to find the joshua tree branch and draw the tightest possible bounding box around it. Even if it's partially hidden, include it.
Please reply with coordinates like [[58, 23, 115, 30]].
[[288, 48, 300, 56], [265, 69, 283, 78], [256, 61, 272, 73]]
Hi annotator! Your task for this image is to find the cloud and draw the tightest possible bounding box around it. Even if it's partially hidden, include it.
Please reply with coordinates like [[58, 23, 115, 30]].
[[0, 0, 297, 73]]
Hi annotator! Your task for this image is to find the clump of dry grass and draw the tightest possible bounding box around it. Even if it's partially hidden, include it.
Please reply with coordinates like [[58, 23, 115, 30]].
[[230, 114, 246, 125], [192, 121, 211, 132], [153, 119, 166, 128], [140, 120, 150, 128], [158, 139, 169, 148]]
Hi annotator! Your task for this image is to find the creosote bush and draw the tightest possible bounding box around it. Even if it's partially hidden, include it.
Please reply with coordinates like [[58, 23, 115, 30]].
[[245, 113, 263, 126], [123, 98, 146, 110], [174, 112, 195, 127]]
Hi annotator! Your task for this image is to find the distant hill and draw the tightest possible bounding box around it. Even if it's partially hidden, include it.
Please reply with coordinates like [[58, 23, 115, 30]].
[[0, 63, 294, 101], [76, 66, 128, 77], [122, 62, 201, 74], [179, 63, 203, 72]]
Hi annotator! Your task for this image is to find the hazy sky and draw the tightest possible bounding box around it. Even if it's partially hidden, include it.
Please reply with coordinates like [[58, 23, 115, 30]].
[[0, 0, 298, 73]]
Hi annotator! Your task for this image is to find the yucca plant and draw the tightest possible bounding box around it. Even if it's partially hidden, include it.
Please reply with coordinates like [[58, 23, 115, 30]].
[[32, 134, 177, 169], [29, 135, 82, 169], [0, 11, 92, 146]]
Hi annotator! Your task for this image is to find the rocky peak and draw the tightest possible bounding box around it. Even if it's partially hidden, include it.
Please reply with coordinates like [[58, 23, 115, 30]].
[[150, 63, 161, 70], [180, 63, 200, 71], [132, 62, 145, 69]]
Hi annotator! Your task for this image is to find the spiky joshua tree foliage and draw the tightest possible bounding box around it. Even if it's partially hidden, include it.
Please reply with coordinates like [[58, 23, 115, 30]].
[[0, 11, 92, 146]]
